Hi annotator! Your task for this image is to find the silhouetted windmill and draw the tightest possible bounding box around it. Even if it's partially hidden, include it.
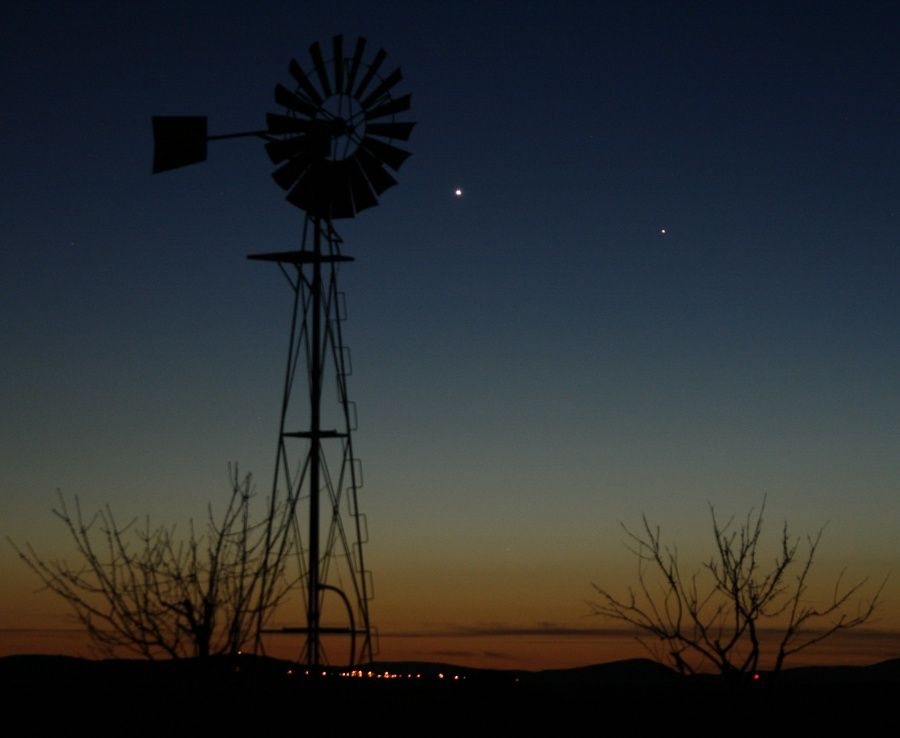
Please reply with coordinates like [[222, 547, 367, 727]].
[[153, 35, 413, 666]]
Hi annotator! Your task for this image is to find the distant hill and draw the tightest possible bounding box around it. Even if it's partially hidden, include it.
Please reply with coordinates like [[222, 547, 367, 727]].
[[2, 653, 897, 731]]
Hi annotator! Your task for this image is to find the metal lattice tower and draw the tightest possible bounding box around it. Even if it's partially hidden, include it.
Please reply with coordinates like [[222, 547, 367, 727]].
[[152, 35, 413, 666], [249, 219, 373, 666]]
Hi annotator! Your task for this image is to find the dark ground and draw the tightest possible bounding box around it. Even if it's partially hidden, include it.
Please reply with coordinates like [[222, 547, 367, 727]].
[[2, 654, 897, 734]]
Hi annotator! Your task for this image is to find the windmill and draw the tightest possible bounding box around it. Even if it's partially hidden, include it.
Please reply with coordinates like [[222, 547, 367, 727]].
[[152, 35, 413, 666]]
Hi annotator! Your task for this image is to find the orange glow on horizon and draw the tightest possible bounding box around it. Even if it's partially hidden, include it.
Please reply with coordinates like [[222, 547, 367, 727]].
[[1, 628, 898, 672]]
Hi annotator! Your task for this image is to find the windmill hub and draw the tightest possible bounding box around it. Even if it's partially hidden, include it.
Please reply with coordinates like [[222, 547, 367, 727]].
[[315, 94, 366, 160]]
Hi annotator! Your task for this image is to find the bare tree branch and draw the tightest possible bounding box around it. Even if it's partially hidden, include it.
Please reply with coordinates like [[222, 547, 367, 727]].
[[9, 465, 298, 659], [591, 498, 883, 681]]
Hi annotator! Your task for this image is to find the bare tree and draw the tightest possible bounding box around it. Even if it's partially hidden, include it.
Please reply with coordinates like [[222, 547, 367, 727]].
[[10, 466, 297, 659], [591, 499, 884, 680]]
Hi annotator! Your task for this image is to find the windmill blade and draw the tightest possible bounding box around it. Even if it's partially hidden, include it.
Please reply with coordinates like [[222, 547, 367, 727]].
[[354, 48, 386, 100], [266, 137, 304, 164], [364, 94, 412, 122], [326, 161, 356, 219], [348, 159, 379, 213], [360, 68, 403, 109], [332, 35, 344, 94], [266, 135, 322, 164], [152, 116, 208, 173], [309, 40, 332, 97], [267, 113, 314, 135], [360, 137, 411, 171], [272, 154, 314, 190], [354, 147, 398, 195], [274, 84, 318, 117], [286, 161, 330, 213], [284, 164, 316, 209], [289, 58, 323, 104], [345, 37, 367, 94], [365, 121, 415, 142]]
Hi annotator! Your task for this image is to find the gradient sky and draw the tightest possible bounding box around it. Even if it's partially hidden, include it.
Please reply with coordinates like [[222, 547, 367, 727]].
[[2, 1, 898, 668]]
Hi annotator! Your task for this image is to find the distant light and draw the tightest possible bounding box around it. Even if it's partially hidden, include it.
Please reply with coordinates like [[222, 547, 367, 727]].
[[660, 228, 667, 235], [753, 673, 760, 681], [454, 188, 463, 197]]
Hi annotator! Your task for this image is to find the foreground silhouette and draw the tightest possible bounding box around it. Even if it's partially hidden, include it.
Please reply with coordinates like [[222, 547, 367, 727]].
[[592, 498, 883, 681], [10, 467, 297, 658], [2, 653, 897, 731]]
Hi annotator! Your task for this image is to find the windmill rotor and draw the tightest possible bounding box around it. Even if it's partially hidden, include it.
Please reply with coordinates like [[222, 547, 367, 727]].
[[268, 35, 414, 219]]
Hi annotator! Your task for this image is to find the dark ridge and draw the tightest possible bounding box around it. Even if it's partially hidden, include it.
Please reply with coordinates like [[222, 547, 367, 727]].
[[526, 657, 677, 685], [2, 654, 897, 731], [774, 657, 900, 685], [3, 653, 899, 685]]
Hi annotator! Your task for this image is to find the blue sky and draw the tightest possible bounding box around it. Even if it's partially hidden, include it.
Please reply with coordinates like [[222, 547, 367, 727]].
[[1, 1, 898, 664]]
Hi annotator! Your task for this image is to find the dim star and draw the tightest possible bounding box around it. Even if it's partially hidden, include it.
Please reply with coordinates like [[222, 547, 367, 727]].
[[454, 188, 463, 197]]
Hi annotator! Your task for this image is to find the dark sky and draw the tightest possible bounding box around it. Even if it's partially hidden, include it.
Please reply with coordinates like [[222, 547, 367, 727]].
[[2, 1, 898, 664]]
